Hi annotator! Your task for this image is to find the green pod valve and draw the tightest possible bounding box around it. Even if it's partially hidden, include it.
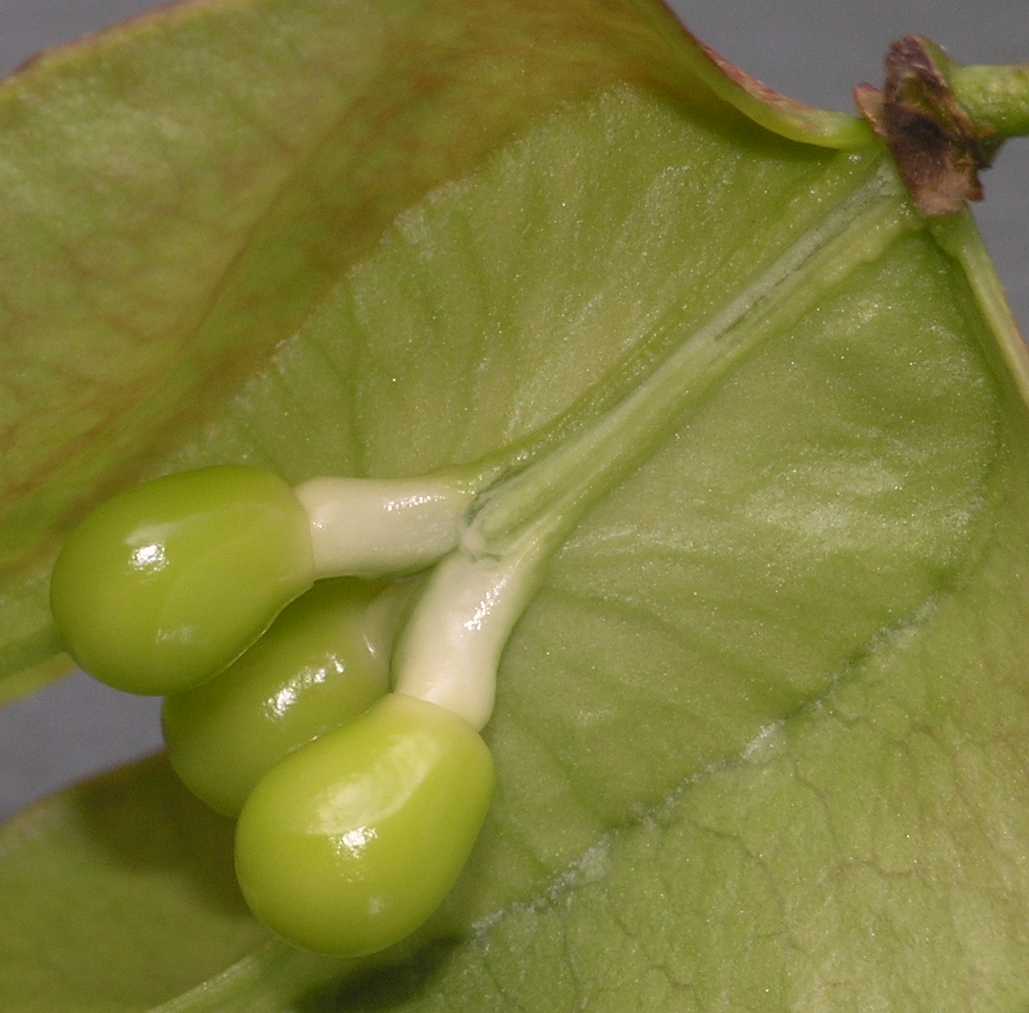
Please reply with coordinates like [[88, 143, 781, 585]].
[[50, 466, 315, 695], [163, 578, 408, 816], [235, 692, 494, 957]]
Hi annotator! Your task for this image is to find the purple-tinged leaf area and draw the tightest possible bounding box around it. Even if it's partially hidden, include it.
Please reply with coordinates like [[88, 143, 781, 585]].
[[0, 0, 732, 697], [680, 29, 872, 147]]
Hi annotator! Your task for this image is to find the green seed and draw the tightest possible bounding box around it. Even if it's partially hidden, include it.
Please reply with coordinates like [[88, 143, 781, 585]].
[[163, 578, 409, 816], [235, 692, 494, 956], [50, 466, 314, 695]]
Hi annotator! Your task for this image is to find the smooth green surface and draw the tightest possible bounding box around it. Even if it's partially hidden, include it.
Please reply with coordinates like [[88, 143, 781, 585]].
[[236, 693, 494, 957], [952, 64, 1029, 137], [0, 0, 1026, 1010], [50, 466, 314, 694], [163, 578, 402, 816], [0, 756, 267, 1011]]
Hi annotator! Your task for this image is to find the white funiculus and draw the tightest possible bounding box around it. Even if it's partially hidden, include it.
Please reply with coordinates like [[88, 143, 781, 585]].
[[291, 470, 547, 732], [391, 538, 545, 730], [295, 476, 474, 578]]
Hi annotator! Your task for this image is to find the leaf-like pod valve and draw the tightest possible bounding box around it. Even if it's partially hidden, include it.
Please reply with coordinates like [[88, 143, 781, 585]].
[[234, 692, 494, 957], [50, 466, 315, 695]]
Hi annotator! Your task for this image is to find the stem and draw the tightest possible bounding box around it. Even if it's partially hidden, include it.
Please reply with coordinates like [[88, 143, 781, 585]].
[[856, 38, 1029, 216], [952, 64, 1029, 139]]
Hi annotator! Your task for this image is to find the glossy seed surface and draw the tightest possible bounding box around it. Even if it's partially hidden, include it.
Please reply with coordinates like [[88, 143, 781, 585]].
[[163, 578, 403, 815], [235, 692, 494, 956], [50, 466, 314, 695]]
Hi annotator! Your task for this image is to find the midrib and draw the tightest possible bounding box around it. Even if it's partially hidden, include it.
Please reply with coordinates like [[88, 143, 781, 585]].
[[468, 162, 918, 556]]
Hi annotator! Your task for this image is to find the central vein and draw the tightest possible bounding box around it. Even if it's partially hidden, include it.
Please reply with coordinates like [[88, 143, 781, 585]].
[[470, 167, 912, 555], [393, 165, 916, 728]]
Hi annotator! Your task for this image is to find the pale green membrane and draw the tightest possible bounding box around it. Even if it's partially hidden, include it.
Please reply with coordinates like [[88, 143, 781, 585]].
[[337, 345, 1028, 1013], [0, 18, 1025, 1013], [174, 91, 998, 918], [164, 88, 1012, 1005]]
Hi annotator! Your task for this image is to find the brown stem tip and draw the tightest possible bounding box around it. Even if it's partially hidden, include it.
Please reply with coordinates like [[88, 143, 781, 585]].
[[855, 36, 998, 216]]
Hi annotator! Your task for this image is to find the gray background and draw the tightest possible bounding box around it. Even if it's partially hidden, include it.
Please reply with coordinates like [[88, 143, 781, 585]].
[[1, 1, 1026, 821]]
